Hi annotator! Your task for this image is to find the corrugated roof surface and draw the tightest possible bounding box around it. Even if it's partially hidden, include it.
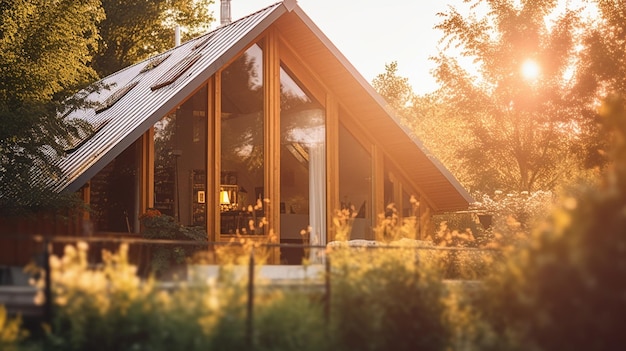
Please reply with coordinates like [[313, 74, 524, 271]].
[[41, 0, 471, 211], [49, 1, 287, 193]]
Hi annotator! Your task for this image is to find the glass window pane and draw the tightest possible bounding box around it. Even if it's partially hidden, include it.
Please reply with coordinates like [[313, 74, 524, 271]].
[[90, 140, 140, 233], [220, 43, 264, 235], [279, 65, 325, 263], [154, 86, 207, 227], [338, 122, 372, 240], [402, 189, 412, 217]]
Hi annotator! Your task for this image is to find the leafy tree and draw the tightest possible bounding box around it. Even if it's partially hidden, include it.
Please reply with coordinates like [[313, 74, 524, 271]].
[[372, 62, 472, 188], [93, 0, 214, 77], [372, 61, 414, 113], [573, 0, 626, 168], [0, 0, 105, 213], [409, 92, 474, 187], [434, 0, 587, 192]]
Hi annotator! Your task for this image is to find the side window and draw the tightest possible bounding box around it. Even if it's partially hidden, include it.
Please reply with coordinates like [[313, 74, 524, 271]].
[[89, 140, 140, 233], [219, 43, 265, 235], [153, 86, 207, 227], [338, 122, 372, 240], [279, 65, 326, 259]]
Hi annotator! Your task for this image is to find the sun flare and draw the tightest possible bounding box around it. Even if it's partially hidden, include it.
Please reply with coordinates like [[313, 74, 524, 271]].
[[521, 59, 540, 81]]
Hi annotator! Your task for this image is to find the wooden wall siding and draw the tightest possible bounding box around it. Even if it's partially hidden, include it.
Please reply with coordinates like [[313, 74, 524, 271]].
[[372, 145, 385, 231], [0, 211, 84, 266]]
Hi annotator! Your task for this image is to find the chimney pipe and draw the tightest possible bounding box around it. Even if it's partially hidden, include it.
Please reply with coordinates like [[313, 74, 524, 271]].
[[220, 0, 231, 26], [174, 25, 181, 46]]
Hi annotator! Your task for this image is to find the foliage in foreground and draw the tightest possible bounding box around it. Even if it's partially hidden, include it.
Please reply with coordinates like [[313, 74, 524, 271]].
[[12, 240, 458, 351], [0, 305, 28, 351], [473, 96, 626, 351], [328, 245, 452, 351], [29, 243, 229, 351]]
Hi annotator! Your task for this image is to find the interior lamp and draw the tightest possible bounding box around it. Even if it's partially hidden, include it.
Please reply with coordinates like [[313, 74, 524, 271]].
[[220, 189, 231, 205]]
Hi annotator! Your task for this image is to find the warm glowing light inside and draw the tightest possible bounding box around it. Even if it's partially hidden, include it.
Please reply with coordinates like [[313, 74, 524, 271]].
[[521, 59, 540, 80], [220, 190, 231, 204]]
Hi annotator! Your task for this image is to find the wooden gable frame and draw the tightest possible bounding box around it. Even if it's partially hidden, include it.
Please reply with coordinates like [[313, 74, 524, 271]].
[[1, 1, 471, 260]]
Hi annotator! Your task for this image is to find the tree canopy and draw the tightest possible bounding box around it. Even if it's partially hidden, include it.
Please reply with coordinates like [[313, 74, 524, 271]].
[[572, 0, 626, 169], [372, 61, 414, 113], [93, 0, 214, 77], [0, 0, 105, 213], [433, 0, 589, 192]]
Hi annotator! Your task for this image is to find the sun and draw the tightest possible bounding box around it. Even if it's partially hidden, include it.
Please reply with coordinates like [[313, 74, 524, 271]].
[[521, 59, 541, 81]]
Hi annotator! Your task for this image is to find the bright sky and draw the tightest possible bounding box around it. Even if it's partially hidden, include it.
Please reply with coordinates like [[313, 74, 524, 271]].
[[209, 0, 459, 95]]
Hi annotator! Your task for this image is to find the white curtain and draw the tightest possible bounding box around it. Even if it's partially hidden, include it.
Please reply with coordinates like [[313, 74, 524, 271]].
[[308, 142, 326, 263], [284, 109, 326, 264]]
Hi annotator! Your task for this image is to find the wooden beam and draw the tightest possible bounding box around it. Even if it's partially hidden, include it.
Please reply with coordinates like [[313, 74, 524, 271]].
[[206, 79, 217, 242], [265, 29, 281, 246], [142, 129, 154, 213], [325, 94, 339, 242], [372, 144, 384, 238], [214, 72, 223, 242]]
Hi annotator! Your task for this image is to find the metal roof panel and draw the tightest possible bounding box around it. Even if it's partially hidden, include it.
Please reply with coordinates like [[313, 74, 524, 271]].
[[52, 1, 286, 193]]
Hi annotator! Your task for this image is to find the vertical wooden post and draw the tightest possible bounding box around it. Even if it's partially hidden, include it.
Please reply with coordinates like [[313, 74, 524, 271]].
[[206, 79, 217, 242], [264, 29, 281, 263], [372, 145, 385, 239], [325, 95, 339, 243]]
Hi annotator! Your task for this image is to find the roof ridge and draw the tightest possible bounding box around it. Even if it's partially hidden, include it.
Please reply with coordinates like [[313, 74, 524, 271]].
[[210, 1, 283, 33], [89, 2, 285, 85]]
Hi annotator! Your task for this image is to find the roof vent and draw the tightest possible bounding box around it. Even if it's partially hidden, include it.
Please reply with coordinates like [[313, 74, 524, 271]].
[[140, 53, 171, 73], [220, 0, 231, 26], [95, 81, 139, 113], [151, 52, 202, 91]]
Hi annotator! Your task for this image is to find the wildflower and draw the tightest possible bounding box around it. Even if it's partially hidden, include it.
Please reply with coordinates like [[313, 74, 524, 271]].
[[33, 291, 45, 305], [140, 208, 162, 219], [77, 241, 89, 252]]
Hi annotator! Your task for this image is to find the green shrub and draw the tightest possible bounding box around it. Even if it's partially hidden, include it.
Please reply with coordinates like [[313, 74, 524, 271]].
[[33, 242, 234, 351], [254, 293, 328, 351], [477, 96, 626, 350], [139, 208, 207, 278], [328, 246, 452, 351], [30, 241, 326, 351], [0, 305, 30, 351]]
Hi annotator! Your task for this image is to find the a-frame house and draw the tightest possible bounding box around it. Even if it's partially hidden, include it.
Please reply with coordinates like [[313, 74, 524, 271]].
[[1, 0, 472, 265]]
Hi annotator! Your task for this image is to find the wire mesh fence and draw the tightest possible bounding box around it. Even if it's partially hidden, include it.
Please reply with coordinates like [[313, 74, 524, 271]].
[[1, 233, 503, 347], [1, 233, 505, 290]]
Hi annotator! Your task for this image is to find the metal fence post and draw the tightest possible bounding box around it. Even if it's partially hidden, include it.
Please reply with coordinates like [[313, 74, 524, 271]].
[[324, 255, 331, 324], [246, 249, 255, 348], [43, 237, 52, 325]]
